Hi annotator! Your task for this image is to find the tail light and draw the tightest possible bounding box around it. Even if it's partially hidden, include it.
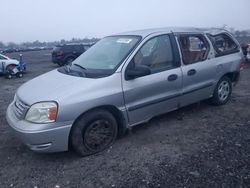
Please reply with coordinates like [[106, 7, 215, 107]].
[[56, 50, 64, 56], [240, 57, 245, 71]]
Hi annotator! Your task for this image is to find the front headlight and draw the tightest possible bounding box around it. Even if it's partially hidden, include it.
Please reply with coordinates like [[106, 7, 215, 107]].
[[25, 102, 58, 123]]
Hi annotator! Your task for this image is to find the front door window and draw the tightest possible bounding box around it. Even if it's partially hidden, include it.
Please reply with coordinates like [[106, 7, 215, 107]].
[[133, 35, 176, 74]]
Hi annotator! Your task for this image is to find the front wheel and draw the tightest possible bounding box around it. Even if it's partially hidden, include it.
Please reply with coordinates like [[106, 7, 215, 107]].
[[70, 110, 118, 156], [211, 76, 232, 105], [16, 72, 23, 78], [5, 73, 13, 79]]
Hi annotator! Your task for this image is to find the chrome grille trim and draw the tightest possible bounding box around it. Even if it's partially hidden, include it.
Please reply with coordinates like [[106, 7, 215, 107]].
[[12, 97, 30, 120]]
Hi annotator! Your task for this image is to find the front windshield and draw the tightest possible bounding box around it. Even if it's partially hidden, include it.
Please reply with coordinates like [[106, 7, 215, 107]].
[[72, 36, 141, 70]]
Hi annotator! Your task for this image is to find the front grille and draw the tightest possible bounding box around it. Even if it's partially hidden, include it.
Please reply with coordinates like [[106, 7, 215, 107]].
[[12, 97, 30, 120]]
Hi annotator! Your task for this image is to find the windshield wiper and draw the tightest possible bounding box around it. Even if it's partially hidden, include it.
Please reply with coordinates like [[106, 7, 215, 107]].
[[73, 63, 87, 70]]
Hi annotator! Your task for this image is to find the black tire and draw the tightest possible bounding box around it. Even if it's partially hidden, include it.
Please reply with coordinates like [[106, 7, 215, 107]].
[[70, 110, 118, 156], [5, 73, 12, 79], [16, 72, 23, 78], [211, 76, 232, 105]]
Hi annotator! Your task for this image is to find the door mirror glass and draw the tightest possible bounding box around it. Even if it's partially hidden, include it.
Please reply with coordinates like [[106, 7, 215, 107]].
[[126, 65, 151, 80]]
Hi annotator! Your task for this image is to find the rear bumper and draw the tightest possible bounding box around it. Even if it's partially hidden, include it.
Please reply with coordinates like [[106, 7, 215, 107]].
[[6, 103, 72, 153]]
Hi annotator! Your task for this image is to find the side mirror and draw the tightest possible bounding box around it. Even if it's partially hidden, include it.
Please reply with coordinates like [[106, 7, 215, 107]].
[[126, 65, 151, 80]]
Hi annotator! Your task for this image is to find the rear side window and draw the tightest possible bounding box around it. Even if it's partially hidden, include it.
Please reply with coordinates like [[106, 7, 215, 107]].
[[178, 34, 209, 65], [67, 46, 74, 51], [63, 45, 76, 51], [74, 45, 84, 51], [53, 47, 61, 51], [208, 33, 239, 56]]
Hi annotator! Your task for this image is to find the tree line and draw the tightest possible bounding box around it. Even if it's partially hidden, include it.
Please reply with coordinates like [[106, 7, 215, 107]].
[[0, 37, 100, 50], [1, 29, 250, 50]]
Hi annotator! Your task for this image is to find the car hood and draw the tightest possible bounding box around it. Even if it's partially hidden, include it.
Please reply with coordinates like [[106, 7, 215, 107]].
[[4, 59, 19, 66], [16, 69, 113, 105]]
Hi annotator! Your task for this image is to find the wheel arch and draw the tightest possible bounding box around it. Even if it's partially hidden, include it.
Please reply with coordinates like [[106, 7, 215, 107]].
[[5, 63, 18, 69], [211, 73, 233, 105], [68, 105, 127, 148], [223, 71, 240, 83]]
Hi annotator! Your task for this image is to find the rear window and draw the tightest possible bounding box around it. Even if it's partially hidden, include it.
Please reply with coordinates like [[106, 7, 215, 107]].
[[63, 45, 76, 51], [208, 33, 239, 56], [53, 46, 62, 51]]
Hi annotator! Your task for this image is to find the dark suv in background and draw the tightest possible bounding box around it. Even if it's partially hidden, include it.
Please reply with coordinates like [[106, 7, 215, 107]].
[[52, 43, 93, 66]]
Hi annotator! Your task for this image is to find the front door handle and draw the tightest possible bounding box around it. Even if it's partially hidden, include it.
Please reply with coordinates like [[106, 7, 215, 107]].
[[187, 69, 196, 76], [168, 74, 178, 81]]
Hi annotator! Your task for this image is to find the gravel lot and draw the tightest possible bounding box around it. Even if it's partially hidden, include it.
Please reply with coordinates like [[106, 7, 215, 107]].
[[0, 50, 250, 188]]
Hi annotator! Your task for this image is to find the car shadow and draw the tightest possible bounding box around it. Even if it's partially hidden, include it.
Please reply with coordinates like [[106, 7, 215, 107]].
[[124, 100, 213, 135]]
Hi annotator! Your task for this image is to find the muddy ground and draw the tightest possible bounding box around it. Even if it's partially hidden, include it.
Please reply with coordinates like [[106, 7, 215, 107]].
[[0, 50, 250, 188]]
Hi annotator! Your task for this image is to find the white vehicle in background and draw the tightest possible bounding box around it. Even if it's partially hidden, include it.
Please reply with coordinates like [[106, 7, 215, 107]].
[[0, 54, 24, 78], [0, 54, 19, 72]]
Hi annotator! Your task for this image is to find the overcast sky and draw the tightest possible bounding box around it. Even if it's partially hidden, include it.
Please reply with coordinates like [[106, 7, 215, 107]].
[[1, 0, 249, 43]]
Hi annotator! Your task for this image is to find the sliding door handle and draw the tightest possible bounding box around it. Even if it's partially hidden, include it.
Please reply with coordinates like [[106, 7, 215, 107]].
[[168, 74, 178, 81], [187, 69, 196, 76]]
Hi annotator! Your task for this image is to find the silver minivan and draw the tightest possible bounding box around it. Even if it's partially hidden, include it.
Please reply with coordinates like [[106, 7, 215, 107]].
[[6, 27, 243, 156]]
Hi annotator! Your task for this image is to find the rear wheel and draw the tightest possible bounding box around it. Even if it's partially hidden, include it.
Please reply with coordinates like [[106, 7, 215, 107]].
[[70, 110, 118, 156], [211, 76, 232, 105], [16, 72, 23, 78]]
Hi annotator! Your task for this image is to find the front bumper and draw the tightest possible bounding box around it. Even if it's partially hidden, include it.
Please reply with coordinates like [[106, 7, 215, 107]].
[[6, 103, 72, 153]]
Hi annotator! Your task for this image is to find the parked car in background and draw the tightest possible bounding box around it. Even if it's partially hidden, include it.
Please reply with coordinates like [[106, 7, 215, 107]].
[[2, 48, 18, 53], [51, 43, 94, 66], [241, 43, 250, 63], [7, 27, 243, 156], [0, 53, 26, 79], [247, 44, 250, 62]]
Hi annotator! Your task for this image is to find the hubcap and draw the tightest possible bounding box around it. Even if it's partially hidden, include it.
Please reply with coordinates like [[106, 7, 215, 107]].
[[83, 119, 115, 152], [218, 80, 230, 101]]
